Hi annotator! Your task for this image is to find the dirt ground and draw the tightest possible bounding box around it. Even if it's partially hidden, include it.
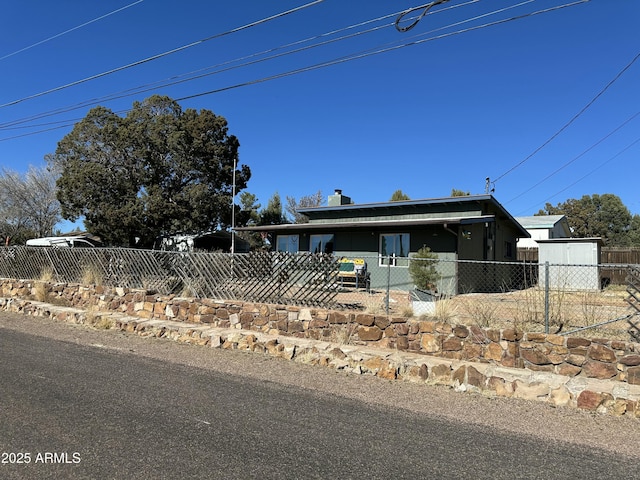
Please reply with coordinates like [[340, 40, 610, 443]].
[[335, 285, 637, 341]]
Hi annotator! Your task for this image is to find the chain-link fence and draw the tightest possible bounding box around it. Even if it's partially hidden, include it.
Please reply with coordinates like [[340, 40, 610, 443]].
[[345, 255, 636, 339], [0, 246, 637, 338]]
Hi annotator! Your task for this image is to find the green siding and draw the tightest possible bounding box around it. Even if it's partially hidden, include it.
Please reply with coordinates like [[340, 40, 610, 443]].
[[266, 196, 526, 294], [332, 226, 459, 294], [308, 203, 483, 224]]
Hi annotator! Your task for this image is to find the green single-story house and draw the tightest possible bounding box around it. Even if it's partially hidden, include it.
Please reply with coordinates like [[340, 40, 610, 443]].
[[236, 191, 530, 294]]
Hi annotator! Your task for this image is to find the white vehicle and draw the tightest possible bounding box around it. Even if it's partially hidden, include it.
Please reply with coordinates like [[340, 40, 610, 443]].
[[26, 235, 98, 248]]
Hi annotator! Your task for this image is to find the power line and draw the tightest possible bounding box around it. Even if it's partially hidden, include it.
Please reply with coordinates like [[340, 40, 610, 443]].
[[395, 0, 451, 32], [0, 0, 144, 61], [0, 0, 325, 110], [0, 123, 78, 143], [0, 4, 401, 130], [507, 110, 640, 203], [0, 0, 480, 130], [0, 0, 589, 141], [518, 135, 640, 215], [492, 43, 640, 185], [0, 117, 78, 130], [175, 2, 590, 101]]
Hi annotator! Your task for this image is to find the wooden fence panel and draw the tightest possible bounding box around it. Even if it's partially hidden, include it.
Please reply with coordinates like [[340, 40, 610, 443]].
[[600, 248, 640, 265], [518, 247, 640, 286], [519, 247, 640, 265]]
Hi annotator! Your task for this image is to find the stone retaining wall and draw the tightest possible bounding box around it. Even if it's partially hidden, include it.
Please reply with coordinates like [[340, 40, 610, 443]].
[[2, 278, 640, 417]]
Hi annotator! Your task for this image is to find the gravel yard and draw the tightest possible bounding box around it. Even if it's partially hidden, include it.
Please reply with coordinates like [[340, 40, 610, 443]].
[[337, 285, 635, 340]]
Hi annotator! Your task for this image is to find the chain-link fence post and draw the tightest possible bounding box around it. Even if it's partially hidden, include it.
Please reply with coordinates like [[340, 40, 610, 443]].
[[385, 255, 391, 315], [544, 261, 550, 334]]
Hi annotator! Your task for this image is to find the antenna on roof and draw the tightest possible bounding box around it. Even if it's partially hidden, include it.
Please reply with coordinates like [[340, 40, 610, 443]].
[[485, 177, 495, 194]]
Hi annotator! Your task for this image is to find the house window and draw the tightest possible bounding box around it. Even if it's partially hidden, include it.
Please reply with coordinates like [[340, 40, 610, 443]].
[[504, 240, 513, 259], [276, 235, 299, 253], [379, 233, 410, 266], [310, 234, 334, 254]]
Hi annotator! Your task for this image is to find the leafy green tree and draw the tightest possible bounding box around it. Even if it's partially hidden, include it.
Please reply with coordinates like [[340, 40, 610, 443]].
[[537, 194, 635, 246], [285, 190, 323, 223], [259, 192, 287, 225], [390, 189, 410, 201], [451, 188, 470, 197], [48, 95, 249, 247], [627, 215, 640, 247], [237, 192, 261, 226], [236, 192, 263, 250], [0, 166, 60, 243]]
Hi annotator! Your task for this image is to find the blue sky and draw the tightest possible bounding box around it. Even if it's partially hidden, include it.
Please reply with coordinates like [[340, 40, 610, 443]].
[[1, 0, 639, 230]]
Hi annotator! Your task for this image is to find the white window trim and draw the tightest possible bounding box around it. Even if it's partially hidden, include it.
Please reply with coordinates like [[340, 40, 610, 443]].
[[378, 233, 410, 267]]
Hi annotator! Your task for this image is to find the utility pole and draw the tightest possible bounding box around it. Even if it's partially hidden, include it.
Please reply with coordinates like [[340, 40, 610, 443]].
[[231, 157, 237, 255]]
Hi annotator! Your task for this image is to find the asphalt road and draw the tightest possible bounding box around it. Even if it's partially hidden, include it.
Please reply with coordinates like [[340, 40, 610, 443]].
[[0, 312, 638, 479]]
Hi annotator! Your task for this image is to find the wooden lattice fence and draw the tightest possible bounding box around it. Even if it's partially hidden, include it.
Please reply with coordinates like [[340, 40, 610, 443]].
[[0, 247, 341, 307]]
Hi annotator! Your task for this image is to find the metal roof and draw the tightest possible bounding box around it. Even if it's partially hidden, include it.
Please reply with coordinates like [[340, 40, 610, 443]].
[[514, 215, 567, 229], [297, 194, 495, 214], [536, 237, 603, 244]]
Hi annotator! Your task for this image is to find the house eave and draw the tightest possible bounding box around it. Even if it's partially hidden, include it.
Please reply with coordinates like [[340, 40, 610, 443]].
[[235, 215, 497, 233]]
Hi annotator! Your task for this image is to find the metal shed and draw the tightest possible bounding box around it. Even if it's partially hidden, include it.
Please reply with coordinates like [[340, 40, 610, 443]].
[[537, 238, 603, 290]]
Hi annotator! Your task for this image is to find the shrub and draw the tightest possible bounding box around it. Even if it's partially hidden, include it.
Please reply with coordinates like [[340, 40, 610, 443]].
[[81, 264, 103, 286], [409, 245, 439, 291], [33, 282, 48, 302]]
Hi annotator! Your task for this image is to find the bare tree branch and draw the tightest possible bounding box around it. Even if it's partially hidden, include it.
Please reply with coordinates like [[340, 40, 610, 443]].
[[0, 166, 61, 241]]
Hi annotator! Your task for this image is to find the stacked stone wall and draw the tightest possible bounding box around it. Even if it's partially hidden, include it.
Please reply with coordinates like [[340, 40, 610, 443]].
[[1, 279, 639, 385], [1, 278, 640, 416]]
